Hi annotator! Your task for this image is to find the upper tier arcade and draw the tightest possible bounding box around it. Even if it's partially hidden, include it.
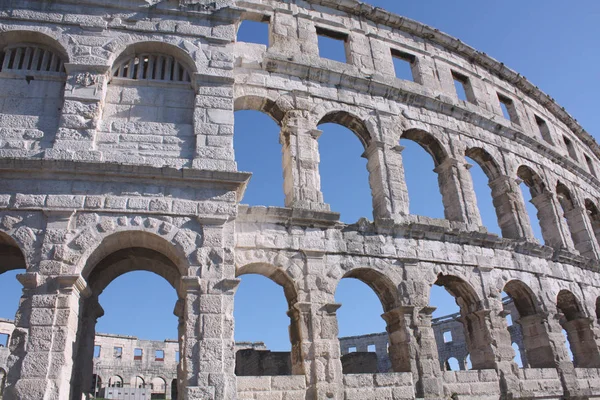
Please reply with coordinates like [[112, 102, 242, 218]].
[[1, 1, 600, 400]]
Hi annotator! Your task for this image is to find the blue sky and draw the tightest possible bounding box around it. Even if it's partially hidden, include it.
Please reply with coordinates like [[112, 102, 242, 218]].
[[1, 1, 599, 354]]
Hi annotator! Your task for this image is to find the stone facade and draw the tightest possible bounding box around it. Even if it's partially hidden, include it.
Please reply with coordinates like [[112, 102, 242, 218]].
[[1, 0, 600, 399]]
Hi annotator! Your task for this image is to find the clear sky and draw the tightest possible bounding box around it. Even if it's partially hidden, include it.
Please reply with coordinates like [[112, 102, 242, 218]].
[[0, 1, 599, 353]]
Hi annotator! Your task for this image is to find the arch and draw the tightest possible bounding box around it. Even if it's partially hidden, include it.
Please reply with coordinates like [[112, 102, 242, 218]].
[[236, 262, 299, 307], [318, 111, 372, 148], [131, 375, 146, 388], [342, 268, 398, 312], [517, 165, 546, 197], [585, 199, 600, 250], [111, 41, 197, 78], [234, 95, 287, 126], [0, 232, 27, 273], [445, 357, 460, 371], [556, 182, 575, 212], [557, 290, 585, 322], [108, 375, 123, 388], [434, 274, 480, 313], [465, 147, 502, 180], [79, 230, 190, 283], [401, 129, 448, 166], [557, 289, 600, 368], [0, 30, 69, 63], [503, 280, 538, 317], [151, 376, 167, 394]]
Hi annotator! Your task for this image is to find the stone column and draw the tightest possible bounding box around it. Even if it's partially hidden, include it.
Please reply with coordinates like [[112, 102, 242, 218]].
[[192, 73, 237, 172], [563, 206, 600, 259], [562, 317, 600, 368], [530, 192, 576, 250], [294, 301, 343, 400], [4, 273, 90, 400], [382, 305, 443, 398], [47, 64, 110, 161], [515, 314, 556, 368], [434, 157, 482, 226], [488, 175, 535, 240], [363, 141, 409, 220], [459, 309, 498, 370], [71, 295, 104, 400], [281, 111, 330, 211]]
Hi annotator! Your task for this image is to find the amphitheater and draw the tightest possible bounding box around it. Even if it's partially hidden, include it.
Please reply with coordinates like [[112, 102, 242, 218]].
[[1, 0, 600, 399]]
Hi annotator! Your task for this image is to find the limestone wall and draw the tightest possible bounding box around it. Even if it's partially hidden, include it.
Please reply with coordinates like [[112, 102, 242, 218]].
[[1, 0, 600, 399]]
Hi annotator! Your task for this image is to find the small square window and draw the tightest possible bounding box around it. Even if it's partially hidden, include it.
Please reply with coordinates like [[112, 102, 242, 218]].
[[0, 333, 9, 348], [113, 347, 122, 359], [367, 344, 376, 352], [134, 348, 143, 361], [175, 351, 180, 362], [93, 345, 101, 358], [316, 27, 348, 64], [443, 331, 453, 343], [585, 154, 597, 177], [563, 136, 578, 160], [497, 93, 520, 125], [505, 314, 513, 326], [237, 18, 270, 46], [451, 71, 475, 104], [534, 115, 554, 145], [348, 346, 357, 353], [155, 350, 165, 361], [391, 49, 418, 82]]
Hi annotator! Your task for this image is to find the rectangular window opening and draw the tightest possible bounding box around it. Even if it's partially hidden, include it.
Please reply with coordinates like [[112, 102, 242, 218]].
[[316, 27, 348, 64], [93, 345, 101, 358], [452, 71, 475, 103], [237, 18, 270, 47], [155, 349, 165, 362], [497, 93, 520, 125], [113, 346, 122, 359], [391, 49, 417, 82], [585, 154, 597, 177], [534, 115, 554, 145], [0, 333, 9, 348], [563, 135, 578, 160], [443, 331, 453, 343], [348, 346, 357, 353], [367, 344, 376, 352], [505, 313, 513, 326], [175, 351, 180, 362], [134, 348, 143, 361]]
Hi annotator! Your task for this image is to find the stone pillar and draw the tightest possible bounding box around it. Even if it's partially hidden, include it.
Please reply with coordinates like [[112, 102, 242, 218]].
[[281, 111, 330, 211], [488, 175, 535, 240], [459, 309, 498, 370], [562, 317, 600, 368], [294, 301, 343, 400], [47, 64, 110, 161], [71, 296, 104, 400], [515, 314, 556, 368], [563, 206, 600, 259], [363, 141, 409, 220], [543, 312, 580, 398], [192, 74, 237, 172], [434, 157, 482, 226], [382, 306, 443, 398], [530, 191, 575, 250], [4, 273, 90, 400]]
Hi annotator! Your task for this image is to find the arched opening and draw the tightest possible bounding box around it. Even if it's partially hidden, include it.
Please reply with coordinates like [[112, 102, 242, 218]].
[[71, 232, 186, 400], [171, 378, 178, 400], [317, 112, 373, 222], [517, 166, 547, 243], [0, 31, 67, 152], [557, 290, 600, 367], [400, 129, 447, 220], [233, 98, 284, 207], [432, 274, 494, 370], [465, 148, 502, 235], [90, 374, 101, 398], [101, 43, 197, 166], [234, 263, 302, 376], [335, 268, 406, 374], [430, 284, 468, 371], [585, 199, 600, 251], [445, 357, 460, 371], [151, 376, 167, 398], [502, 280, 556, 368], [512, 343, 524, 368], [556, 182, 592, 256]]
